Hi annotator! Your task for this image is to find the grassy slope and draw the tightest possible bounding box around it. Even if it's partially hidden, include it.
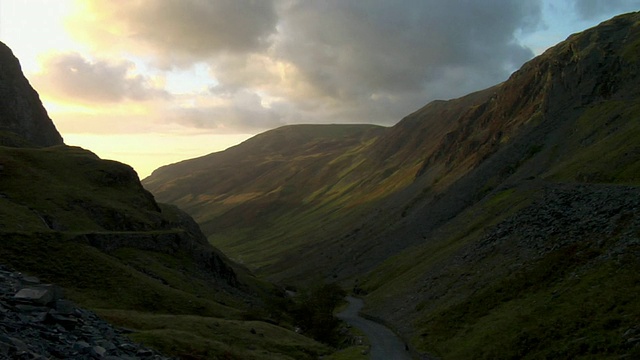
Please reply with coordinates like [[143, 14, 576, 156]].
[[547, 100, 640, 184], [144, 125, 392, 275], [0, 145, 162, 231], [353, 14, 640, 359], [139, 13, 640, 358], [143, 92, 502, 282], [361, 183, 639, 359], [100, 311, 330, 360], [359, 93, 640, 358], [0, 145, 333, 359], [141, 13, 640, 290]]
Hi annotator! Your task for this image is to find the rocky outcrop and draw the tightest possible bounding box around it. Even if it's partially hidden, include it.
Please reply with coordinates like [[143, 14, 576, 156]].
[[0, 264, 173, 359], [0, 41, 63, 147]]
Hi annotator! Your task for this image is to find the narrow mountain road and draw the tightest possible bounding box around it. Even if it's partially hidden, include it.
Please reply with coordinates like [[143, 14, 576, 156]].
[[337, 296, 413, 360]]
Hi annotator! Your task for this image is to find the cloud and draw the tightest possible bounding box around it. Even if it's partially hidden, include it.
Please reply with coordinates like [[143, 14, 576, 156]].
[[67, 0, 278, 67], [571, 0, 640, 20], [275, 1, 541, 101], [168, 89, 285, 132], [202, 1, 545, 126], [32, 52, 168, 104], [245, 0, 541, 125], [62, 0, 548, 131]]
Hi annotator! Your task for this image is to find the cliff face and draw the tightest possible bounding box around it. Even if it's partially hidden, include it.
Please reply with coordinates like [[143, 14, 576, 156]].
[[0, 41, 63, 147]]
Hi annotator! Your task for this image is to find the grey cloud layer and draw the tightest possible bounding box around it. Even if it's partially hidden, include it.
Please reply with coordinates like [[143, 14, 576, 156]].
[[72, 0, 278, 67], [67, 1, 577, 131], [170, 90, 284, 132], [277, 1, 540, 98], [33, 53, 168, 103]]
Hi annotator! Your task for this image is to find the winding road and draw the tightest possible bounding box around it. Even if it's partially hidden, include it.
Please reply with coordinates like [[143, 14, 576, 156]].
[[337, 296, 413, 360]]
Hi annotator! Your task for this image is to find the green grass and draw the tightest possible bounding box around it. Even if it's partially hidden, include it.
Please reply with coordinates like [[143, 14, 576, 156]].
[[0, 145, 162, 231], [98, 310, 332, 360], [361, 180, 639, 358], [622, 17, 640, 61], [322, 346, 369, 360], [414, 244, 640, 359], [547, 100, 640, 185], [0, 232, 238, 317], [0, 144, 333, 359], [362, 186, 530, 301]]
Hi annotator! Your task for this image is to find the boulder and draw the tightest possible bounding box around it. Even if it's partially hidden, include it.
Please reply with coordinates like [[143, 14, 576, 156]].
[[13, 284, 63, 305]]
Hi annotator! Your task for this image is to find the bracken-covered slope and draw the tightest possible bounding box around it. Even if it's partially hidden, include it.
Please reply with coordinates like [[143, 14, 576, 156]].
[[144, 12, 640, 358], [0, 40, 333, 359]]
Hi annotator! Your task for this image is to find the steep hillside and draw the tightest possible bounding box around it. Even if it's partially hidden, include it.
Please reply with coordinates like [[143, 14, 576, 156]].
[[0, 42, 63, 147], [358, 13, 640, 356], [144, 124, 389, 272], [0, 40, 334, 360], [144, 12, 640, 358], [145, 12, 640, 283]]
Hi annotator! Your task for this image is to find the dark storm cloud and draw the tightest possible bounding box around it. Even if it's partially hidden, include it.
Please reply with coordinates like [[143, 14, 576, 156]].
[[279, 0, 540, 96], [271, 0, 543, 123], [33, 52, 168, 103]]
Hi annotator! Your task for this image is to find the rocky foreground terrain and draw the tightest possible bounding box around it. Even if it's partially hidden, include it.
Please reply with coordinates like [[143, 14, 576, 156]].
[[0, 264, 173, 360]]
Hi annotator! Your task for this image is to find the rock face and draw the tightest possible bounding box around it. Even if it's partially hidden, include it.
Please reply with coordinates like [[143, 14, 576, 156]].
[[0, 41, 63, 147], [0, 264, 174, 359]]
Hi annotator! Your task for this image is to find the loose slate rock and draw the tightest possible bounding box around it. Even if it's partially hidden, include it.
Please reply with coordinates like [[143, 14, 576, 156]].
[[0, 264, 175, 359]]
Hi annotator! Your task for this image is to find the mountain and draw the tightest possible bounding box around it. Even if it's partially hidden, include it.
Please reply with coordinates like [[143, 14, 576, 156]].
[[0, 41, 334, 359], [0, 42, 63, 147], [143, 123, 388, 273], [144, 12, 640, 358]]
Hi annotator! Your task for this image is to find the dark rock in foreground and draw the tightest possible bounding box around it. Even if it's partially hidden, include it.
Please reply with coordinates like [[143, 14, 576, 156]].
[[0, 264, 173, 360]]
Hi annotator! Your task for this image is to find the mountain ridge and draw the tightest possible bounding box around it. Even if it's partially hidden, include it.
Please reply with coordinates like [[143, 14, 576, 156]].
[[144, 12, 640, 358], [145, 12, 640, 281]]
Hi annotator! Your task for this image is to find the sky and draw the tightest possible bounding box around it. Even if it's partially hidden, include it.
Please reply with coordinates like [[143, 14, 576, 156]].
[[0, 0, 638, 178]]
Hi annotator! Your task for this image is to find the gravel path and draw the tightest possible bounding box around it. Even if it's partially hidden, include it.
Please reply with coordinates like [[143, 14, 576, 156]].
[[338, 296, 413, 360]]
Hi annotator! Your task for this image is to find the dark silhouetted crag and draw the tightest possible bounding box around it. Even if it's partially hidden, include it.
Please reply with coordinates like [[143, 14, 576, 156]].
[[0, 41, 63, 147]]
